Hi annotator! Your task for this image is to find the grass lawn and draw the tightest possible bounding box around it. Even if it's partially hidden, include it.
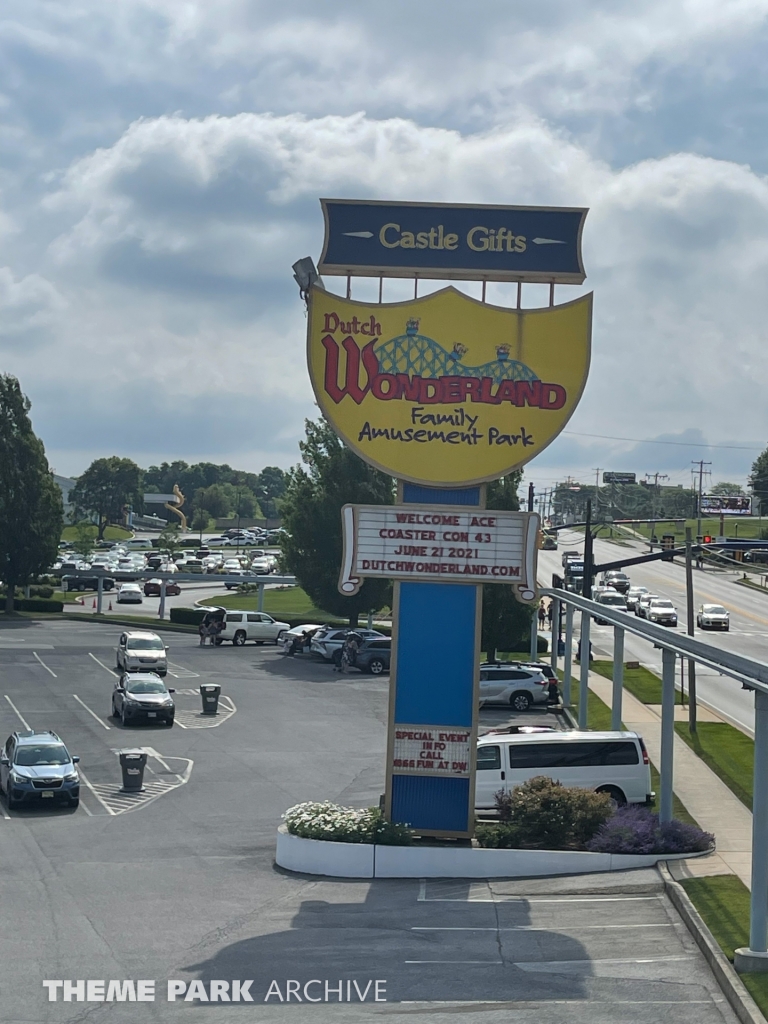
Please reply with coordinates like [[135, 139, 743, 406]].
[[680, 876, 768, 1014], [633, 518, 768, 542], [61, 524, 132, 542], [199, 586, 386, 625], [591, 659, 685, 705], [675, 721, 753, 810]]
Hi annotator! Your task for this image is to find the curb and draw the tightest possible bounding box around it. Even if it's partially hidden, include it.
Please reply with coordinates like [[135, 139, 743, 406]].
[[61, 613, 197, 634], [658, 862, 765, 1024]]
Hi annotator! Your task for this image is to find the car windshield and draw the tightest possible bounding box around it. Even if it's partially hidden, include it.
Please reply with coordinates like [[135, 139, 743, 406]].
[[652, 601, 674, 609], [705, 605, 727, 614], [126, 679, 167, 694], [15, 743, 70, 766], [601, 594, 626, 605], [126, 638, 164, 650]]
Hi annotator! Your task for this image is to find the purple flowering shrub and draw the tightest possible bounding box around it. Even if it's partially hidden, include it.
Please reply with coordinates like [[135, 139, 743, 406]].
[[586, 805, 714, 855]]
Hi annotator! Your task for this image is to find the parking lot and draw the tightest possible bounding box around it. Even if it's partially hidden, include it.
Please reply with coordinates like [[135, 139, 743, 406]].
[[0, 618, 738, 1024]]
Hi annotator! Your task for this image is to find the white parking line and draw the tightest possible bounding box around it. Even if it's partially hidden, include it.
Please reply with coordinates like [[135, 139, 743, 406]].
[[71, 694, 111, 730], [412, 924, 673, 931], [89, 653, 118, 676], [76, 768, 116, 815], [3, 695, 31, 730], [33, 652, 57, 677], [167, 662, 200, 679]]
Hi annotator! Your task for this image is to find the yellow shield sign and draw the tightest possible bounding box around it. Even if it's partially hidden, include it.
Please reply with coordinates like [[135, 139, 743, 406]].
[[307, 286, 592, 486]]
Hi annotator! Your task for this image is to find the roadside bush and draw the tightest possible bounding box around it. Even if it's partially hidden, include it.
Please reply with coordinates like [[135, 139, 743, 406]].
[[587, 806, 714, 855], [284, 801, 412, 845], [475, 777, 613, 850], [29, 586, 54, 599], [12, 599, 63, 613]]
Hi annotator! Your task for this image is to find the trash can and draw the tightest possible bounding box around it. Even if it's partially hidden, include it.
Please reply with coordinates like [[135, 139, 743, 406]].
[[118, 749, 147, 792], [557, 639, 566, 657], [200, 684, 221, 715]]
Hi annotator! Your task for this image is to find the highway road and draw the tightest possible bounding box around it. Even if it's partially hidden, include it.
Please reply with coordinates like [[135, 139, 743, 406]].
[[537, 530, 768, 734]]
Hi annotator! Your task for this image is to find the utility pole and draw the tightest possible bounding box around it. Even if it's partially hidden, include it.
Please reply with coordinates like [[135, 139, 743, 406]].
[[528, 481, 534, 513], [693, 460, 712, 541], [582, 499, 593, 598], [685, 527, 697, 733], [593, 469, 603, 513]]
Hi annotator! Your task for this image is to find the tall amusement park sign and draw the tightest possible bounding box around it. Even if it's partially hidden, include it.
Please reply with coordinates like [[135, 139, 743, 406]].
[[302, 198, 592, 837]]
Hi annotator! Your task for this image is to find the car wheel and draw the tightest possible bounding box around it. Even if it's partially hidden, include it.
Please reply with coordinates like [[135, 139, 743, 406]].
[[69, 797, 80, 808], [233, 630, 247, 646], [165, 719, 174, 728], [368, 658, 386, 675], [276, 630, 287, 644], [510, 691, 532, 711], [121, 707, 128, 727], [596, 785, 626, 808], [111, 699, 118, 718]]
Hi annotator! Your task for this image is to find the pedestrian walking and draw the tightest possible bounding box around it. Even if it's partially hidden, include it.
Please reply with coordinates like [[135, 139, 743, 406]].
[[546, 602, 553, 628], [538, 601, 547, 628], [198, 620, 207, 647]]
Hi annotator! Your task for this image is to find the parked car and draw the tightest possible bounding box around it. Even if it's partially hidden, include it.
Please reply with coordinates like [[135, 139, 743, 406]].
[[475, 730, 653, 811], [0, 730, 81, 808], [636, 593, 659, 618], [697, 604, 730, 631], [250, 555, 275, 574], [61, 575, 115, 592], [310, 627, 387, 665], [625, 586, 649, 611], [647, 598, 678, 627], [116, 630, 169, 675], [280, 624, 324, 654], [116, 583, 143, 603], [224, 569, 261, 589], [352, 637, 391, 674], [208, 610, 290, 645], [111, 672, 175, 727], [478, 664, 549, 710], [143, 579, 181, 597], [207, 536, 236, 547]]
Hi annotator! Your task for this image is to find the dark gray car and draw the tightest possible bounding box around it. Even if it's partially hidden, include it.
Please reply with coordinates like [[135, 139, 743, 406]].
[[352, 638, 391, 675], [112, 672, 176, 727]]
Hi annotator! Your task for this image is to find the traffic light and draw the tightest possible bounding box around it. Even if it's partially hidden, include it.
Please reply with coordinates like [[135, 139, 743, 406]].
[[703, 535, 712, 544]]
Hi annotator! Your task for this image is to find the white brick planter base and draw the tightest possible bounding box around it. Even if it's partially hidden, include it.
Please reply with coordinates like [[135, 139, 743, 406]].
[[275, 826, 712, 879]]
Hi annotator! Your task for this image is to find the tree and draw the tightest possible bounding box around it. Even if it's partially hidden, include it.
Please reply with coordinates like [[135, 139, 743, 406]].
[[752, 449, 768, 514], [70, 457, 143, 539], [157, 523, 182, 559], [280, 419, 394, 625], [72, 521, 97, 562], [0, 376, 63, 613], [255, 466, 287, 519], [480, 472, 533, 661], [710, 481, 745, 495]]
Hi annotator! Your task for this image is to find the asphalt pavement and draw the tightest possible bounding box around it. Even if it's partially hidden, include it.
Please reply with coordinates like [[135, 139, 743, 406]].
[[538, 531, 768, 733], [0, 617, 739, 1023]]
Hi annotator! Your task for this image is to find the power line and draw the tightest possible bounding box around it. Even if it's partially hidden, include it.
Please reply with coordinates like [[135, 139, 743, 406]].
[[562, 431, 762, 451]]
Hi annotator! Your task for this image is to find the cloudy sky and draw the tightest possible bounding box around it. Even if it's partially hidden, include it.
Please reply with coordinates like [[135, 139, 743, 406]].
[[3, 0, 768, 490]]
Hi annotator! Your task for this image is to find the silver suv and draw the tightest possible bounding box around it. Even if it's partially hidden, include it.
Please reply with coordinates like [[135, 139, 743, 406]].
[[116, 631, 169, 676], [479, 664, 550, 710]]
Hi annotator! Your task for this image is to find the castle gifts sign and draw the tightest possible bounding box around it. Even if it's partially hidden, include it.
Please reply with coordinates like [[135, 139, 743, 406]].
[[339, 503, 539, 602]]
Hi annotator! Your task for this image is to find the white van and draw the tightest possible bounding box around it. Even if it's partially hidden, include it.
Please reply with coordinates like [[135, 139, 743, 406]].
[[475, 730, 652, 811]]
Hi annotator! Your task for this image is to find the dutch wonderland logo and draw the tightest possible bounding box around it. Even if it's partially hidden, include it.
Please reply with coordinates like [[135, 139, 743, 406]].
[[307, 286, 592, 485]]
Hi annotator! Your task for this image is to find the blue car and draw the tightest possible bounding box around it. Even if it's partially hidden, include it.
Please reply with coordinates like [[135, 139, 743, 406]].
[[0, 730, 80, 808]]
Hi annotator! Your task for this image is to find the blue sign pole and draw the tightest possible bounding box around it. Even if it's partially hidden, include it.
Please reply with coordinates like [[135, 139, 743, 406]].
[[385, 482, 482, 837]]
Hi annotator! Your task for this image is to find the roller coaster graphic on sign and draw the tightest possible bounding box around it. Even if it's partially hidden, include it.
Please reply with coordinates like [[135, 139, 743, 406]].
[[375, 318, 539, 386]]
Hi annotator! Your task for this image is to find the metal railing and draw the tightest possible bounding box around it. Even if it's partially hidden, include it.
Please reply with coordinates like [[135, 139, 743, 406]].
[[542, 586, 768, 969]]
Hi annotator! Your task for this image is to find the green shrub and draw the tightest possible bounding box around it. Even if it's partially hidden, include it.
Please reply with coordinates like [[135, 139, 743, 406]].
[[475, 776, 613, 850], [29, 586, 54, 599], [12, 598, 63, 613], [284, 801, 412, 845]]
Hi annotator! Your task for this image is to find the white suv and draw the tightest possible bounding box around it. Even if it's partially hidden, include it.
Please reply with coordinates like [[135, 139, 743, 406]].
[[215, 611, 290, 646], [479, 664, 550, 710], [116, 631, 169, 676]]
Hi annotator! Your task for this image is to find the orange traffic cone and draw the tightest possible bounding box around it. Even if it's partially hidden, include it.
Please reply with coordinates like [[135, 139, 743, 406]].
[[92, 599, 96, 609], [108, 601, 112, 611]]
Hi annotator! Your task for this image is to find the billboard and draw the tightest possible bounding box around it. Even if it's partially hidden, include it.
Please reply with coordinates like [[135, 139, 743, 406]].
[[319, 199, 588, 284], [307, 285, 592, 486], [700, 494, 752, 516], [339, 503, 539, 601], [603, 472, 636, 484]]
